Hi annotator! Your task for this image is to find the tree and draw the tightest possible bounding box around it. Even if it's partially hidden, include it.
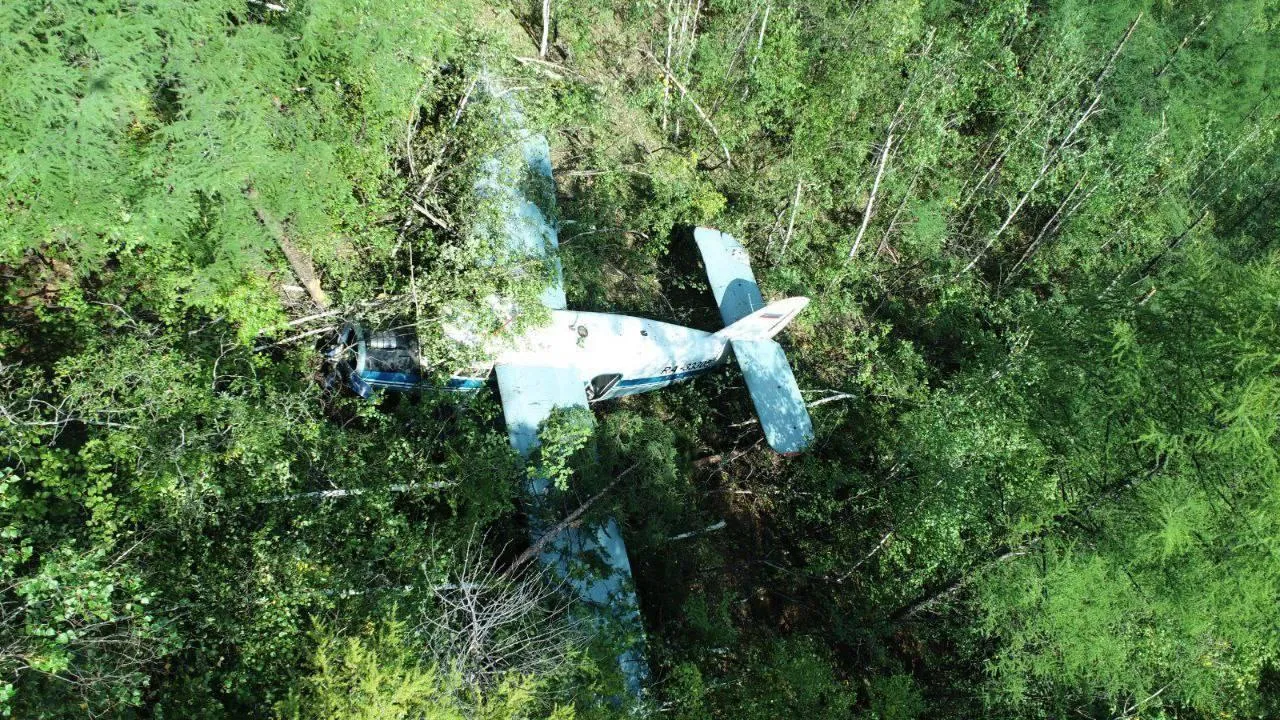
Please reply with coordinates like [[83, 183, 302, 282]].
[[276, 616, 574, 720]]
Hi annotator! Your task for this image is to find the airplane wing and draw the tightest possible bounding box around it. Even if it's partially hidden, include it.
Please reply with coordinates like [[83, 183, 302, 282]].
[[493, 363, 650, 692], [494, 363, 588, 461], [475, 78, 567, 311]]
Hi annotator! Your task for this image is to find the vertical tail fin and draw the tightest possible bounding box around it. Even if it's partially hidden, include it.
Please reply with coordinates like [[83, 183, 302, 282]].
[[714, 297, 809, 342]]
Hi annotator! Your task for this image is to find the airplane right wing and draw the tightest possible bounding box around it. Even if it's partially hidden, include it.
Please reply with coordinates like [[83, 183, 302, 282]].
[[494, 363, 588, 463]]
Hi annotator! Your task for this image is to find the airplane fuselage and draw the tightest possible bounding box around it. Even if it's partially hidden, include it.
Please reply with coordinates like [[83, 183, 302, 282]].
[[496, 310, 731, 402], [332, 311, 732, 402]]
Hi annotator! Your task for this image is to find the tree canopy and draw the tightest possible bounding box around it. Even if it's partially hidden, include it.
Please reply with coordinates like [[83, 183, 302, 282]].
[[1, 0, 1277, 718]]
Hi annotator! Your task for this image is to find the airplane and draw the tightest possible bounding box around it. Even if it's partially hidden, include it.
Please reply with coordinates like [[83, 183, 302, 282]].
[[323, 77, 814, 697]]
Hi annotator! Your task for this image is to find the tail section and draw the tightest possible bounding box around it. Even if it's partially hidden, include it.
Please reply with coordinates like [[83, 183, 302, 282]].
[[694, 227, 815, 455], [714, 297, 810, 342], [694, 227, 764, 325]]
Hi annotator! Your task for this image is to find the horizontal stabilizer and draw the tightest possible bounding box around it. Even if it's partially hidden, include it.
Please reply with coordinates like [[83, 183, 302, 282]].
[[732, 339, 814, 454], [694, 227, 764, 326]]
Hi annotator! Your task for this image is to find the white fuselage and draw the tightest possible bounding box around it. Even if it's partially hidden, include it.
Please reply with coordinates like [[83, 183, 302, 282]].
[[492, 311, 730, 401]]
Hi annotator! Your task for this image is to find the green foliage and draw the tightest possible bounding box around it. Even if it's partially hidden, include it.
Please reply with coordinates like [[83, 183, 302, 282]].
[[863, 674, 926, 720], [705, 637, 857, 720], [277, 617, 571, 720], [0, 0, 481, 334], [0, 544, 176, 716], [533, 406, 597, 491]]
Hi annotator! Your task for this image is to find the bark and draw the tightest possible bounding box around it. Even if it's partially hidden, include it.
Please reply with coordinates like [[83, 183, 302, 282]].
[[539, 0, 551, 58]]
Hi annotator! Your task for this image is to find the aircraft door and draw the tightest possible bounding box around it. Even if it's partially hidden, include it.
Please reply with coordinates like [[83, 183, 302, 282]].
[[586, 373, 622, 402]]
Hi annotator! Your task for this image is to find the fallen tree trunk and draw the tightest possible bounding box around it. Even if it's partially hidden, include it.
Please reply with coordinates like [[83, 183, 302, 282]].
[[246, 186, 329, 309]]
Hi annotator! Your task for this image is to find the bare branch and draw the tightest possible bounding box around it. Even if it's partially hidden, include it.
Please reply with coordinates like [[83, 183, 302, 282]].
[[780, 179, 803, 259], [246, 186, 330, 309], [644, 50, 733, 168], [667, 520, 726, 542], [849, 134, 894, 260], [540, 0, 551, 58], [509, 463, 640, 573]]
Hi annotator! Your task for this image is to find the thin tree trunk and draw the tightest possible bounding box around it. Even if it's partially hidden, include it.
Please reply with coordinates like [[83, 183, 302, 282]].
[[509, 464, 639, 574], [247, 187, 329, 309], [662, 0, 675, 134], [1187, 123, 1263, 201], [1154, 15, 1209, 78], [1135, 204, 1210, 279], [539, 0, 551, 58], [952, 96, 1097, 279], [1006, 171, 1088, 280], [754, 2, 771, 60], [780, 179, 802, 258], [683, 0, 704, 68], [954, 14, 1141, 280], [253, 325, 337, 352], [954, 100, 1065, 240], [710, 5, 762, 116], [894, 457, 1167, 622], [667, 520, 726, 542], [879, 170, 922, 255], [646, 50, 732, 167], [892, 548, 1030, 621], [675, 0, 691, 61], [1240, 185, 1279, 250], [849, 134, 894, 259]]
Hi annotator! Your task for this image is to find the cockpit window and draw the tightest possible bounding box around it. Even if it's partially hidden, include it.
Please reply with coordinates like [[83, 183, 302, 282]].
[[587, 373, 621, 401]]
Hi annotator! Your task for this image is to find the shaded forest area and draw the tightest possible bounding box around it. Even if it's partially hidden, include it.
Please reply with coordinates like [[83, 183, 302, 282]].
[[1, 0, 1277, 717]]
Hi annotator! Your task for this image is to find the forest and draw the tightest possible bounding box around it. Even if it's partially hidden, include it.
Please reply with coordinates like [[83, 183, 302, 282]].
[[1, 0, 1277, 717]]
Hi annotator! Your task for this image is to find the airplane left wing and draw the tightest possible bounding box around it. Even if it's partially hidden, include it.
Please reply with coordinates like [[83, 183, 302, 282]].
[[493, 362, 650, 694], [495, 363, 588, 461]]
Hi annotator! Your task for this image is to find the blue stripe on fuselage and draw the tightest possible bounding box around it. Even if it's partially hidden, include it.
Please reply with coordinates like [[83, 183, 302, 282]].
[[358, 371, 486, 391], [617, 365, 717, 388], [360, 370, 421, 388]]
